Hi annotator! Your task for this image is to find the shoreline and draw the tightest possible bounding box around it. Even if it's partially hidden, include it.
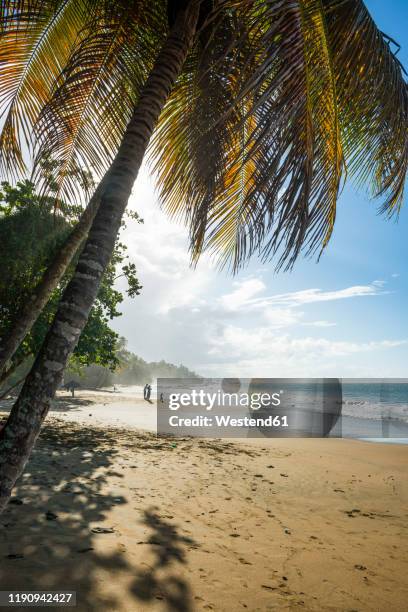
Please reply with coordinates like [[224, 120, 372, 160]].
[[3, 385, 407, 444]]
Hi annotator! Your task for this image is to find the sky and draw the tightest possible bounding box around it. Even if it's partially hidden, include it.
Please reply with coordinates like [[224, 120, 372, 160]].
[[112, 1, 408, 378]]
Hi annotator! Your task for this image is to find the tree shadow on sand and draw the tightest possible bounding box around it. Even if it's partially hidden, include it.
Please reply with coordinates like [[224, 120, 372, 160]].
[[50, 396, 94, 411], [130, 508, 197, 611], [0, 418, 196, 611]]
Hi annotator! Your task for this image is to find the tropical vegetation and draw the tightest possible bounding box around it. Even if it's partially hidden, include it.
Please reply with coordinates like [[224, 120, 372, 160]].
[[0, 0, 406, 511], [0, 180, 141, 393]]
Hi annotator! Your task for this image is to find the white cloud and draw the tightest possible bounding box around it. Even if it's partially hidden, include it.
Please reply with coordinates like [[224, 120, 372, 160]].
[[214, 278, 385, 331], [263, 307, 303, 328], [218, 278, 266, 311], [215, 281, 387, 323], [303, 320, 337, 328], [205, 326, 407, 377], [242, 284, 387, 310], [111, 168, 405, 378], [209, 326, 406, 359], [120, 168, 214, 315]]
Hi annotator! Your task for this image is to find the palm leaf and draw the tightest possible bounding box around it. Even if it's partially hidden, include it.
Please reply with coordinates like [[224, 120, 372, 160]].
[[323, 0, 408, 214], [150, 9, 244, 262], [152, 0, 346, 271], [31, 0, 166, 203], [2, 0, 406, 269], [0, 0, 92, 178]]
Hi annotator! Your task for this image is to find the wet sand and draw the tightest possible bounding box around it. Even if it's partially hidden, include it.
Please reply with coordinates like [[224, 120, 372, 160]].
[[0, 389, 407, 611]]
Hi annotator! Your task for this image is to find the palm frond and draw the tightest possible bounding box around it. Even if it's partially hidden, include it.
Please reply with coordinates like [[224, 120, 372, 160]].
[[2, 0, 406, 270], [31, 0, 166, 204], [0, 0, 92, 178], [150, 8, 244, 262], [323, 0, 408, 214], [152, 0, 346, 271]]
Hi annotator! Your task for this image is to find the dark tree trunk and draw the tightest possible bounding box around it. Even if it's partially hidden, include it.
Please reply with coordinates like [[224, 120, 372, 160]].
[[0, 355, 25, 386], [0, 375, 27, 401], [0, 185, 104, 379], [0, 2, 199, 513]]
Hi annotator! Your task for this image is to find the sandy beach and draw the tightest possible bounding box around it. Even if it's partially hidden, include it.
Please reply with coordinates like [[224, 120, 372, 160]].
[[0, 388, 407, 611]]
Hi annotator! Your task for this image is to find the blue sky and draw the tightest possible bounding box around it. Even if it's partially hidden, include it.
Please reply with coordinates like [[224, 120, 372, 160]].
[[113, 1, 408, 378]]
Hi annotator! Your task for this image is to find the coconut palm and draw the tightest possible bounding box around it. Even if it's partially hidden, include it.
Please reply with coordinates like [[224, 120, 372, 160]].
[[0, 0, 160, 376], [0, 0, 406, 511]]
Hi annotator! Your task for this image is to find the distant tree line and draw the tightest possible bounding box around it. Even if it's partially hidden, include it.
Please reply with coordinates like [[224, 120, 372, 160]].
[[64, 339, 199, 389]]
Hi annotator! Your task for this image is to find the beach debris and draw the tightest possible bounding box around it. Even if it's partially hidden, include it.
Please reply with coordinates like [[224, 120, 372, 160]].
[[280, 473, 289, 478], [239, 557, 252, 565], [77, 547, 94, 553], [344, 509, 361, 518], [5, 553, 24, 560], [261, 584, 276, 591], [91, 527, 115, 534], [354, 564, 367, 571], [9, 497, 23, 505], [284, 528, 291, 535], [45, 511, 58, 521]]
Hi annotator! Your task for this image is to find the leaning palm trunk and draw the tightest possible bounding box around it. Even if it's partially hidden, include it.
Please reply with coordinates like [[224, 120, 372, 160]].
[[0, 187, 103, 379], [0, 1, 199, 513], [0, 356, 25, 387]]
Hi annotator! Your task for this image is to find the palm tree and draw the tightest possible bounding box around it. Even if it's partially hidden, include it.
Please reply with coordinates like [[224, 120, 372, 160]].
[[0, 0, 158, 376], [0, 0, 406, 511]]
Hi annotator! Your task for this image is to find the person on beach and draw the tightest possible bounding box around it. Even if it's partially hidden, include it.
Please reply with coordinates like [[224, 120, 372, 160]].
[[143, 384, 148, 400], [146, 384, 152, 401], [64, 381, 80, 398]]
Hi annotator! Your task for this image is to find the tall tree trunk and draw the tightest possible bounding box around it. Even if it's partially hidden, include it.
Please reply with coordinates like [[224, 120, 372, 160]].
[[0, 355, 25, 386], [0, 374, 27, 401], [0, 185, 104, 378], [0, 2, 199, 513]]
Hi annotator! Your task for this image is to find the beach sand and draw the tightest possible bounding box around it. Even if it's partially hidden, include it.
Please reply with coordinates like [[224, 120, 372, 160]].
[[0, 389, 407, 611]]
